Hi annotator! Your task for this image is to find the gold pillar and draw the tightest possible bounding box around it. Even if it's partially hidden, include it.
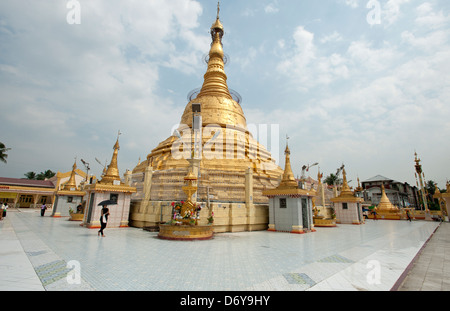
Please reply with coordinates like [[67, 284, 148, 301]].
[[414, 152, 431, 220], [245, 167, 255, 230]]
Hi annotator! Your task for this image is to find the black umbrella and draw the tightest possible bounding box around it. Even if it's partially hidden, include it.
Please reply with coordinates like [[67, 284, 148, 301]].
[[98, 199, 118, 206]]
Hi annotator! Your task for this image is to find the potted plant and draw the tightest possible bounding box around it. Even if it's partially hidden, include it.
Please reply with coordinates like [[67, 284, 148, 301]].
[[207, 212, 214, 224]]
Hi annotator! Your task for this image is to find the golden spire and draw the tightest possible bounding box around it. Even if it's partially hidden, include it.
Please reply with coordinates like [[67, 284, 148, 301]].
[[100, 136, 122, 185], [179, 3, 247, 128], [278, 140, 298, 189], [377, 184, 399, 212], [355, 176, 363, 192], [339, 169, 354, 197], [435, 184, 441, 194], [196, 2, 232, 100], [63, 160, 78, 190], [216, 1, 220, 20], [317, 169, 323, 185]]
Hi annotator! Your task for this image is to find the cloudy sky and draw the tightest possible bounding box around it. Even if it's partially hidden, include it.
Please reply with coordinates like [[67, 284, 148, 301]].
[[0, 0, 449, 189]]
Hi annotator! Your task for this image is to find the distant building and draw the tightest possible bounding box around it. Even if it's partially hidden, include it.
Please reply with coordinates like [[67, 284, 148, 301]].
[[0, 166, 87, 210], [361, 175, 420, 208], [0, 177, 55, 208]]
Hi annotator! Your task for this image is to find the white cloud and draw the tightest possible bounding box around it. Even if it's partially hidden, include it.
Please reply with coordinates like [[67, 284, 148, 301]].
[[277, 26, 349, 90], [320, 31, 343, 44], [0, 0, 206, 176], [269, 2, 449, 185], [264, 3, 279, 14], [401, 30, 448, 52], [344, 0, 360, 9], [1, 0, 449, 188], [415, 2, 450, 29], [347, 40, 401, 72], [382, 0, 411, 26]]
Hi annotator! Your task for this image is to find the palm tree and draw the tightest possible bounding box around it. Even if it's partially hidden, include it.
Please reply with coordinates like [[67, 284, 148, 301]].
[[324, 173, 340, 186], [0, 142, 11, 164], [24, 171, 37, 180], [36, 170, 56, 180]]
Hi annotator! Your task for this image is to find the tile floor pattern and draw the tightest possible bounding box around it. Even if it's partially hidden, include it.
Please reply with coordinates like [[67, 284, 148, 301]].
[[397, 221, 450, 291], [0, 210, 440, 291]]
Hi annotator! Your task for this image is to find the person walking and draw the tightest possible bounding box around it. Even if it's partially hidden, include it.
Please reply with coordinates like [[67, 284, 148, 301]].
[[40, 204, 47, 216], [0, 202, 4, 220], [98, 205, 110, 237], [406, 209, 412, 222], [2, 202, 8, 219]]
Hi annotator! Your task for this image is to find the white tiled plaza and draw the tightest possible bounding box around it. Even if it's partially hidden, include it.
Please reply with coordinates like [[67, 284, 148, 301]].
[[0, 209, 441, 291]]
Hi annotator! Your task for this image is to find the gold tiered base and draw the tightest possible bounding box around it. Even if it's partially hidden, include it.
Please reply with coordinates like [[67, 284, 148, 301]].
[[367, 212, 401, 220], [69, 213, 84, 221], [158, 224, 214, 241], [313, 216, 337, 227]]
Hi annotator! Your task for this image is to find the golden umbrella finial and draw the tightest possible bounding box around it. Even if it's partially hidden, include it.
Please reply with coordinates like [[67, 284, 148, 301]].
[[217, 1, 220, 20]]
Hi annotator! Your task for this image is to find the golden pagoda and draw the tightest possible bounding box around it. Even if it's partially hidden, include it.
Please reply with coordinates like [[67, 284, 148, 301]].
[[263, 142, 316, 233], [129, 4, 283, 232], [374, 184, 401, 220], [330, 169, 364, 224], [52, 160, 86, 218], [63, 161, 79, 190], [83, 136, 136, 228], [433, 183, 449, 221], [99, 138, 122, 185]]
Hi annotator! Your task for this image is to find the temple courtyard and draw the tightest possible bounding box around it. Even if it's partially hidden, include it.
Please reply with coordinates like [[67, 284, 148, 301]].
[[0, 208, 448, 291]]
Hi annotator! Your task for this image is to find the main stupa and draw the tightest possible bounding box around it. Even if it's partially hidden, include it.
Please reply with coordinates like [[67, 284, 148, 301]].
[[129, 4, 283, 232]]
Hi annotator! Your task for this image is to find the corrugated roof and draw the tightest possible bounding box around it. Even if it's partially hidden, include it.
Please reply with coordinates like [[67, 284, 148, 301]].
[[363, 175, 401, 183], [0, 177, 56, 188]]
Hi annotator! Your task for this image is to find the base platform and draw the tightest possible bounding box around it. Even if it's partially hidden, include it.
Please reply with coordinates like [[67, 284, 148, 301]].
[[158, 224, 214, 241]]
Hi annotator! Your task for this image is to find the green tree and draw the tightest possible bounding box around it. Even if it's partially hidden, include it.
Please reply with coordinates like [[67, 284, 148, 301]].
[[424, 180, 441, 210], [324, 173, 341, 186], [0, 142, 11, 164], [24, 171, 37, 180], [36, 170, 56, 180], [425, 180, 436, 196]]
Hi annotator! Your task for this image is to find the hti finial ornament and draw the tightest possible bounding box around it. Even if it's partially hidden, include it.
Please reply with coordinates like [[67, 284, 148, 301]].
[[217, 1, 220, 20]]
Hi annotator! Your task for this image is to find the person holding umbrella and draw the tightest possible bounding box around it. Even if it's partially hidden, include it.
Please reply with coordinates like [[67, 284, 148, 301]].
[[97, 200, 115, 237]]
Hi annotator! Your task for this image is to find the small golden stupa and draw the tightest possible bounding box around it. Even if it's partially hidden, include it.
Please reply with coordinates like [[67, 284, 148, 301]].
[[374, 184, 401, 220], [330, 169, 364, 224], [99, 138, 122, 185], [83, 136, 136, 228], [62, 161, 79, 191], [433, 183, 449, 220], [52, 160, 86, 218], [263, 142, 316, 233]]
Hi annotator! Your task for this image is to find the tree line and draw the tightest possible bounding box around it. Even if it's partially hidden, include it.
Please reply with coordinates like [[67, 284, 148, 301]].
[[24, 170, 56, 180]]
